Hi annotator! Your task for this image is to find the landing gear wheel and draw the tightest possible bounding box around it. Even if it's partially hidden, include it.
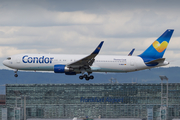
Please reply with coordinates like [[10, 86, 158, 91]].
[[14, 74, 18, 77], [89, 75, 94, 79], [79, 73, 94, 80], [83, 74, 88, 78], [79, 76, 83, 80], [85, 77, 90, 81]]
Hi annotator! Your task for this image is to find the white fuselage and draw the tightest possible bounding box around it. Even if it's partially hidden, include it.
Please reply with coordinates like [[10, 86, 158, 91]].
[[3, 54, 168, 73]]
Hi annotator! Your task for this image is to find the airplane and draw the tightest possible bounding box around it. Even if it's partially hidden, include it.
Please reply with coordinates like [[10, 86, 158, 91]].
[[3, 29, 174, 81]]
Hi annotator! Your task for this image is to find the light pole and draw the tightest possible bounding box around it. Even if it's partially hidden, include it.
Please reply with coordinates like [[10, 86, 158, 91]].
[[14, 91, 21, 120], [24, 96, 26, 120], [159, 75, 168, 120], [109, 77, 118, 84]]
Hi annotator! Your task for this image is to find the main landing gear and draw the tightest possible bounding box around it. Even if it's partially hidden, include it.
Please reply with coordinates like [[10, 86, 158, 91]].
[[79, 74, 94, 81], [79, 68, 94, 81], [14, 69, 18, 77]]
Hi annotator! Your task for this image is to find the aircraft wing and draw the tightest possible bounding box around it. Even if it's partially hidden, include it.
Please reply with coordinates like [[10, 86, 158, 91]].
[[67, 41, 104, 68]]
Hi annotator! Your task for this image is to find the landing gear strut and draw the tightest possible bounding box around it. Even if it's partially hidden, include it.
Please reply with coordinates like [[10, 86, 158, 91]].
[[79, 67, 94, 81], [14, 69, 18, 77]]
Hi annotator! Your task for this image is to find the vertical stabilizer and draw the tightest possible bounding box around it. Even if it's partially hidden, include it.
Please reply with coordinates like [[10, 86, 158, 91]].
[[139, 29, 174, 59]]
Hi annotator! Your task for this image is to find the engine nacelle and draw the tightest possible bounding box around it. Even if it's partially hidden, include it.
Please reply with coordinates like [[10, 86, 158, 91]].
[[54, 65, 76, 75]]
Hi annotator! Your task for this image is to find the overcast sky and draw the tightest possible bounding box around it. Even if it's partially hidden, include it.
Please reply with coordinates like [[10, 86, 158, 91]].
[[0, 0, 180, 69]]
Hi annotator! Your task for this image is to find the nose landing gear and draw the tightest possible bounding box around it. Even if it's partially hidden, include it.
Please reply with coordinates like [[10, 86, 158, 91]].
[[14, 74, 18, 77], [14, 69, 18, 77]]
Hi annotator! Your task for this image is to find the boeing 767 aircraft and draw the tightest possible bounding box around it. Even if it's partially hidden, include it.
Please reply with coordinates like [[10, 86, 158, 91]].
[[3, 29, 174, 81]]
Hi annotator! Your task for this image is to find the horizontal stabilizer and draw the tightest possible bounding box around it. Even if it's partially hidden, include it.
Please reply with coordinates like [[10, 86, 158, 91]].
[[145, 58, 165, 64]]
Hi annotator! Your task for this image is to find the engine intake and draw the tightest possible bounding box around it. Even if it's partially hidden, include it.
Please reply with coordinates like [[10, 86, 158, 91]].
[[54, 65, 76, 75]]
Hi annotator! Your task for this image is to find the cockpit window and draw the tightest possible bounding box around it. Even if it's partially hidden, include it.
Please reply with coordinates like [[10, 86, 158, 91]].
[[7, 57, 11, 60]]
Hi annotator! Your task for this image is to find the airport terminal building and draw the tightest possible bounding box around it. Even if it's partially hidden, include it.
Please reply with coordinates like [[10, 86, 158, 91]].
[[2, 83, 180, 120]]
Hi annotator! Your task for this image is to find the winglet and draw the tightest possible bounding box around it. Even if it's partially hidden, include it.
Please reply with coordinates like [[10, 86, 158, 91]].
[[128, 48, 135, 56], [92, 41, 104, 54]]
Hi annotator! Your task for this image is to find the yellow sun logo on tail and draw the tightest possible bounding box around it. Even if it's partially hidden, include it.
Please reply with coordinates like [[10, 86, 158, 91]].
[[152, 41, 168, 53]]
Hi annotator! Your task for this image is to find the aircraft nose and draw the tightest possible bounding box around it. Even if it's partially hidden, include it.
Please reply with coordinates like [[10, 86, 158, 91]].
[[3, 60, 8, 66], [3, 60, 5, 65]]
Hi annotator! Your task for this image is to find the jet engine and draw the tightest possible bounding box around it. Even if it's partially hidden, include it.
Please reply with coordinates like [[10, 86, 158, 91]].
[[54, 65, 76, 75]]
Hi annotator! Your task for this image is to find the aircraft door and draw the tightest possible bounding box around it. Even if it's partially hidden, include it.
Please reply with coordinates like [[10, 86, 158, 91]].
[[16, 56, 21, 64], [130, 59, 135, 66]]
